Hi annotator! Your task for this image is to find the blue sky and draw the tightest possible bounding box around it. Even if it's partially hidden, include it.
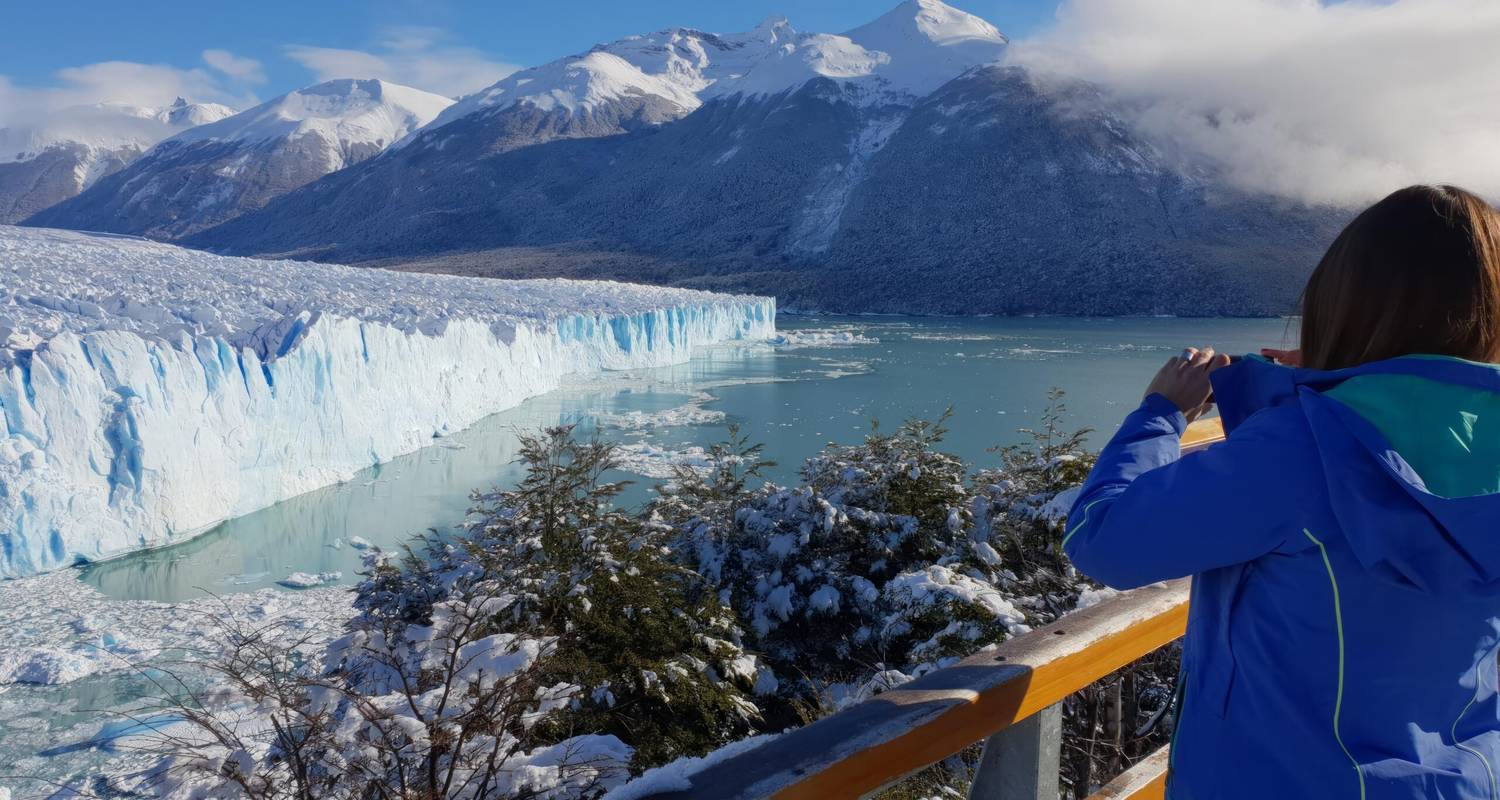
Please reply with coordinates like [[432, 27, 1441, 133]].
[[1, 0, 1062, 108]]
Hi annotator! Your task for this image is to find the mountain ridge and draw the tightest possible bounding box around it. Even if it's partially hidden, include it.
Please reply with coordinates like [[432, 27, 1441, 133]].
[[26, 79, 452, 238], [26, 1, 1353, 316], [0, 99, 236, 224]]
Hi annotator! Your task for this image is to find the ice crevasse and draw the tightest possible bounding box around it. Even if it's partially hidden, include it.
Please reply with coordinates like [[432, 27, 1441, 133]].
[[0, 227, 775, 577]]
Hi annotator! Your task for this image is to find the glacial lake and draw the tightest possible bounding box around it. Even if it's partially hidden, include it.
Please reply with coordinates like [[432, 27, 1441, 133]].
[[78, 315, 1294, 603], [0, 314, 1296, 790]]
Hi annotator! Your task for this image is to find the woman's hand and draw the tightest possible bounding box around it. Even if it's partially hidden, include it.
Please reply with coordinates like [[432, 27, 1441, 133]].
[[1145, 347, 1233, 423], [1260, 347, 1303, 367]]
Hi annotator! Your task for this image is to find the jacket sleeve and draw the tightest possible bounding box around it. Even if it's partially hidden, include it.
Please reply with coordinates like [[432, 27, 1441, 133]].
[[1063, 393, 1296, 589]]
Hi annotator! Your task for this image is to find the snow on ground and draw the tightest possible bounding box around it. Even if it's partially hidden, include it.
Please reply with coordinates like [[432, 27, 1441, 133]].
[[603, 733, 781, 800], [0, 226, 773, 576]]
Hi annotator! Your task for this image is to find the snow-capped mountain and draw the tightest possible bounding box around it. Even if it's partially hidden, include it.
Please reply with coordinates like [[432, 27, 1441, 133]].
[[35, 0, 1348, 315], [0, 99, 235, 223], [724, 0, 1007, 101], [406, 16, 800, 154], [27, 79, 452, 238], [398, 0, 1003, 156]]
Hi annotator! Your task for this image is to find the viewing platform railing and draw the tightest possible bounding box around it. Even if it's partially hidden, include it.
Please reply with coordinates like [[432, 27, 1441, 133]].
[[649, 418, 1227, 800]]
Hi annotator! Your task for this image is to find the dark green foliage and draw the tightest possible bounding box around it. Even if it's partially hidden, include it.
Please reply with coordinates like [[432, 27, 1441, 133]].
[[360, 427, 763, 772]]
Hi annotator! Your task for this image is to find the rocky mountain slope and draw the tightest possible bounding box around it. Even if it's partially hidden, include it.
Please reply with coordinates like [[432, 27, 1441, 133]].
[[27, 80, 451, 238], [0, 99, 234, 224], [40, 1, 1349, 315]]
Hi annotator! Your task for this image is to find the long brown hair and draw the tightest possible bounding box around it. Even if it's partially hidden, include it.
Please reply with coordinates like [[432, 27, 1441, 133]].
[[1300, 185, 1500, 371]]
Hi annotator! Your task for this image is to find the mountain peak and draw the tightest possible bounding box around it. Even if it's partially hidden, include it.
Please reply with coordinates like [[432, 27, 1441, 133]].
[[169, 79, 452, 152], [752, 15, 795, 37], [849, 0, 1007, 48], [415, 1, 1006, 136]]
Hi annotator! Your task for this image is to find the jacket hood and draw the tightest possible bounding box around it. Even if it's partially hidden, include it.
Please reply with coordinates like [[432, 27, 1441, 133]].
[[1212, 354, 1500, 597]]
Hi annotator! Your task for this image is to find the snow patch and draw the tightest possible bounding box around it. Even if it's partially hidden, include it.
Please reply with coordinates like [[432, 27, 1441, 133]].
[[604, 733, 780, 800]]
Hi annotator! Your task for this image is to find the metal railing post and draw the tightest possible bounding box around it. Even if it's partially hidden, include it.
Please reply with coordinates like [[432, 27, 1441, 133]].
[[967, 703, 1062, 800]]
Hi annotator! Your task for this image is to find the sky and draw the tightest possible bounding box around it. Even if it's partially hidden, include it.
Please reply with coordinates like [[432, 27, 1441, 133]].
[[3, 0, 1499, 206], [0, 0, 1061, 104]]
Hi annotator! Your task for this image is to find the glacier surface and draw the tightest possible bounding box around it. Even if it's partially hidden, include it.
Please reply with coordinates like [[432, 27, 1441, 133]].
[[0, 226, 774, 577]]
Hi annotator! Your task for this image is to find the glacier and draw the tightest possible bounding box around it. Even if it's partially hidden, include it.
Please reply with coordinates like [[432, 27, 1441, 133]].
[[0, 227, 774, 577]]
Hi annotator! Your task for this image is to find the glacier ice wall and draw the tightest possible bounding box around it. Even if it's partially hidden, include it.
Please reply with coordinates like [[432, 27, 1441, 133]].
[[0, 228, 774, 577]]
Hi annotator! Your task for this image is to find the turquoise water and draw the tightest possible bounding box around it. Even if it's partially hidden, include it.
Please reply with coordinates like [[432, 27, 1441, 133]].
[[80, 315, 1293, 603]]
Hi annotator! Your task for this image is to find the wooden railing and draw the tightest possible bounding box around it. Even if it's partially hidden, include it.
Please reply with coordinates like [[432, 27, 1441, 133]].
[[647, 417, 1226, 800]]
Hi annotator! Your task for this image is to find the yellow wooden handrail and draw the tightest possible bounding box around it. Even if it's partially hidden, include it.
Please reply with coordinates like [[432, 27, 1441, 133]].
[[645, 418, 1224, 800]]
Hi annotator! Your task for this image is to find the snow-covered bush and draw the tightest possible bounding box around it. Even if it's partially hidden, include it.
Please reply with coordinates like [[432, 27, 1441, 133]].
[[658, 412, 1061, 712], [124, 397, 1171, 799], [132, 427, 764, 797], [652, 397, 1176, 799], [130, 592, 629, 799]]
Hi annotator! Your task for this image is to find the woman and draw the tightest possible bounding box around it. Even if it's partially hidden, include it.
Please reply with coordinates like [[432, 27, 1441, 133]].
[[1066, 184, 1500, 799]]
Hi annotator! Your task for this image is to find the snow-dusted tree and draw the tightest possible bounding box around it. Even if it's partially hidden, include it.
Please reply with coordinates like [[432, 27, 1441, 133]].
[[969, 388, 1099, 612], [126, 401, 1168, 800], [658, 413, 1032, 711], [133, 427, 767, 797], [133, 590, 629, 799], [358, 427, 765, 770]]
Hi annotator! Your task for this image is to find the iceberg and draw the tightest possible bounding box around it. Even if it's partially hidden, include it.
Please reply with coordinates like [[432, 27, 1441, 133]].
[[0, 227, 774, 577]]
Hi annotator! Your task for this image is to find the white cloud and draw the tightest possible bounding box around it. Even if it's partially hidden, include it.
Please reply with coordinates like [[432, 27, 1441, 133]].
[[202, 49, 266, 84], [285, 26, 518, 98], [1009, 0, 1500, 207], [0, 53, 260, 132]]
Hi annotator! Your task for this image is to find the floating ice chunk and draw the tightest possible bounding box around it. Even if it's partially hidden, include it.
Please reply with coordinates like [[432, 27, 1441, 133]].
[[613, 442, 716, 479], [0, 647, 98, 685], [596, 391, 725, 430], [346, 536, 375, 550], [277, 571, 342, 589], [770, 327, 878, 348]]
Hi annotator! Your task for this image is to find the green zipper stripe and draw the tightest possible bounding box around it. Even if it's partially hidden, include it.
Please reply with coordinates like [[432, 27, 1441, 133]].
[[1062, 498, 1106, 548], [1303, 528, 1367, 800], [1451, 655, 1498, 799]]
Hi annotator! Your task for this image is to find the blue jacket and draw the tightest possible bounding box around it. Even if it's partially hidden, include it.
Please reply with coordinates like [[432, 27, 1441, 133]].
[[1066, 355, 1500, 799]]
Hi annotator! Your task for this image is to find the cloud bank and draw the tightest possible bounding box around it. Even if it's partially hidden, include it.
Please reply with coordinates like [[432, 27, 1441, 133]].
[[1009, 0, 1500, 207], [286, 26, 518, 98], [0, 53, 259, 131]]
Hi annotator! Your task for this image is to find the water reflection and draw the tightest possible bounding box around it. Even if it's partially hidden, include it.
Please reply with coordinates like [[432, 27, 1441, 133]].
[[82, 316, 1293, 603], [82, 382, 700, 602]]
